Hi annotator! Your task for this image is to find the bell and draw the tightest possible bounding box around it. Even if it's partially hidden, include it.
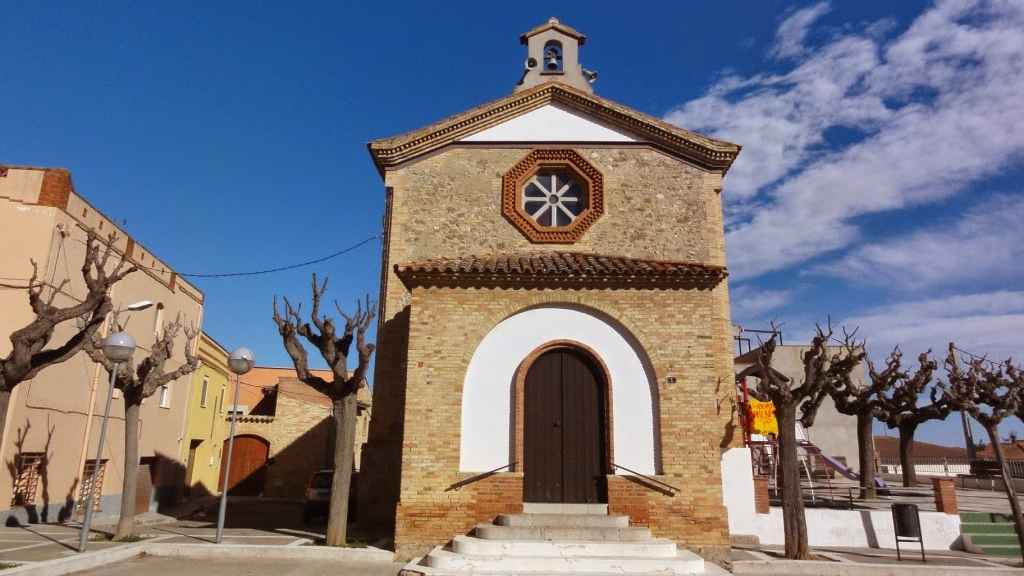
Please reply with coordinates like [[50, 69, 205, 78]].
[[546, 56, 559, 70]]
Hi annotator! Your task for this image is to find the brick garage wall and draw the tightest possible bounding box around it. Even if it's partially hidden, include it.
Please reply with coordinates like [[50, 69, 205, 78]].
[[235, 392, 333, 499], [361, 145, 736, 558]]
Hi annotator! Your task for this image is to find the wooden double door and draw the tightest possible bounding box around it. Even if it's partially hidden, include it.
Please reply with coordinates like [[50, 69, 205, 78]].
[[523, 347, 608, 503], [219, 435, 270, 496]]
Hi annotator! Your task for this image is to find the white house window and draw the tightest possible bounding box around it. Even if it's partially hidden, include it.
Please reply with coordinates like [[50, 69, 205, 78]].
[[200, 377, 209, 408], [522, 169, 588, 228], [159, 384, 171, 409]]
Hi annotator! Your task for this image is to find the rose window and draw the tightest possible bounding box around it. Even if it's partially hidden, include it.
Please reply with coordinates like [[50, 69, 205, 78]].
[[522, 169, 589, 228], [502, 149, 604, 244]]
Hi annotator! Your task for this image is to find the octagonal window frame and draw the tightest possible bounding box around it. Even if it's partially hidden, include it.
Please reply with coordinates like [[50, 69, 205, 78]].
[[502, 149, 604, 244]]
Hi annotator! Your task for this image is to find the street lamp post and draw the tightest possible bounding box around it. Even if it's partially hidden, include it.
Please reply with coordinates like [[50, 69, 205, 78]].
[[216, 347, 255, 544], [78, 331, 136, 552]]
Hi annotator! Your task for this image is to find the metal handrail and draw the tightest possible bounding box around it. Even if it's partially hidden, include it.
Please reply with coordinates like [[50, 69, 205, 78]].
[[611, 462, 680, 494], [446, 462, 517, 492]]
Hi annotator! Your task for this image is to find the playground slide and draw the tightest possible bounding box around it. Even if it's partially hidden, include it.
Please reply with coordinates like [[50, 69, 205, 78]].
[[800, 441, 888, 488], [818, 453, 888, 488]]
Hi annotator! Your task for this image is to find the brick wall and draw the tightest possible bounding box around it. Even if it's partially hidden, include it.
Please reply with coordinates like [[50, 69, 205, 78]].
[[361, 145, 736, 559], [235, 392, 333, 499], [388, 286, 735, 559]]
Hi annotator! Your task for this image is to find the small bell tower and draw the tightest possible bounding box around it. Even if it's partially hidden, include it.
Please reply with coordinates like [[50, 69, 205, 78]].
[[515, 17, 596, 93]]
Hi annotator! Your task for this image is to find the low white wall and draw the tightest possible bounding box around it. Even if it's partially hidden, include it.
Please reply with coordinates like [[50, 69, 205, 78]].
[[722, 447, 757, 536], [752, 507, 961, 550]]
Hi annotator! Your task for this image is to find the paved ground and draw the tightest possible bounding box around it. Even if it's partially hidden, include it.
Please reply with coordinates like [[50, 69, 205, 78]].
[[0, 524, 123, 564], [732, 544, 1020, 568], [0, 499, 363, 566], [70, 556, 404, 576]]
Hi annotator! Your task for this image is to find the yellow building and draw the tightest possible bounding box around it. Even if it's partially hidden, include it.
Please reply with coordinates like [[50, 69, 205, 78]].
[[182, 332, 230, 496]]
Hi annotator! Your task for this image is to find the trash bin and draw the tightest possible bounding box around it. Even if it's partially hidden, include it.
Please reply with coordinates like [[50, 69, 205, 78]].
[[891, 503, 925, 562]]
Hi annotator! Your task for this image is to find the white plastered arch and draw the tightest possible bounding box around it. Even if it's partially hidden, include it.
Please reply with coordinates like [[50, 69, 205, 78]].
[[459, 305, 658, 474]]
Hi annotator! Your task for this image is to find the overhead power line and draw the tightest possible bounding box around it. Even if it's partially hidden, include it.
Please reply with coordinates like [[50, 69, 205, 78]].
[[176, 234, 380, 279]]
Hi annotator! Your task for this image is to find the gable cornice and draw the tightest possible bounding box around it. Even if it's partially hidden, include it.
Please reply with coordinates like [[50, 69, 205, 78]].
[[367, 83, 741, 177]]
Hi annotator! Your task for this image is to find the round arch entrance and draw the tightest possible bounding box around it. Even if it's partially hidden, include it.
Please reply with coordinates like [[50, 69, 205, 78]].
[[218, 434, 270, 496], [459, 305, 658, 476], [523, 346, 608, 503]]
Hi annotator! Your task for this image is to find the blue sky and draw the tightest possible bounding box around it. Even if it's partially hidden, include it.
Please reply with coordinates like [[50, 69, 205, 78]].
[[2, 1, 1022, 446]]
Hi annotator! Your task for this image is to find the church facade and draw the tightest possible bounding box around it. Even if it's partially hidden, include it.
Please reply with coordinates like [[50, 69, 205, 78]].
[[360, 19, 742, 559]]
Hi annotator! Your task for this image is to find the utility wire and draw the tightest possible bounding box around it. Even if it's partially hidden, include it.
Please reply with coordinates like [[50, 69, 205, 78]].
[[1, 234, 381, 286], [176, 234, 380, 279], [951, 344, 1013, 369]]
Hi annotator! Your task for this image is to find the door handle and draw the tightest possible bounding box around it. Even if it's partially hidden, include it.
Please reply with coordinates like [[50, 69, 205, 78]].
[[553, 420, 561, 428]]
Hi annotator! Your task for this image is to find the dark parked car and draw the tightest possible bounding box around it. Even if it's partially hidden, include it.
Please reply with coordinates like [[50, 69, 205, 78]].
[[303, 469, 332, 524]]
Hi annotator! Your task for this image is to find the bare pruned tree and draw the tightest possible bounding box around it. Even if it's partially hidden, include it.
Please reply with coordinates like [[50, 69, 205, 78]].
[[874, 349, 948, 487], [737, 322, 864, 560], [821, 330, 880, 499], [944, 344, 1024, 555], [272, 273, 375, 546], [84, 313, 198, 540], [0, 230, 136, 441]]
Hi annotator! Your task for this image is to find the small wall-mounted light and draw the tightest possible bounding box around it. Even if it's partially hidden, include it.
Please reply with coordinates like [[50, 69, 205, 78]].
[[666, 376, 677, 384]]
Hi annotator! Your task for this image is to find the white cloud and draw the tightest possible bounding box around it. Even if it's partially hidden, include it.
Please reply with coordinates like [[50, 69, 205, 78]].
[[665, 0, 1024, 280], [730, 285, 793, 325], [772, 2, 832, 59], [816, 195, 1024, 288], [845, 290, 1024, 363]]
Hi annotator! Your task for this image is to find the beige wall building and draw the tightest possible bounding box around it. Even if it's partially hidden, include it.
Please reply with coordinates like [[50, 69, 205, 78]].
[[360, 20, 743, 561], [0, 165, 203, 523]]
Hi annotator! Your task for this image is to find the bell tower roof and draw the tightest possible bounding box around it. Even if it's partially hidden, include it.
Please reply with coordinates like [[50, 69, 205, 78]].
[[516, 17, 595, 94], [520, 17, 586, 45]]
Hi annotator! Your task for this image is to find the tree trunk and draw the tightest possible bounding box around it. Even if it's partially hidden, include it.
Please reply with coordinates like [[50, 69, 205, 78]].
[[115, 400, 140, 540], [776, 403, 809, 560], [856, 412, 877, 500], [986, 424, 1024, 556], [325, 394, 358, 546], [897, 422, 918, 487], [0, 389, 10, 455]]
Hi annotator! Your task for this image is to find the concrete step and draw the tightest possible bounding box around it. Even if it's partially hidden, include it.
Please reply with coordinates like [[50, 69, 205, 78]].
[[522, 503, 608, 515], [962, 521, 1018, 535], [960, 512, 1015, 523], [978, 544, 1022, 557], [970, 533, 1020, 546], [424, 547, 705, 574], [474, 523, 653, 541], [497, 513, 630, 528], [452, 535, 678, 558]]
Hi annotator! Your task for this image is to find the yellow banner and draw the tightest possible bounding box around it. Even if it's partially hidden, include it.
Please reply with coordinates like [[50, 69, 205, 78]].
[[748, 399, 778, 436]]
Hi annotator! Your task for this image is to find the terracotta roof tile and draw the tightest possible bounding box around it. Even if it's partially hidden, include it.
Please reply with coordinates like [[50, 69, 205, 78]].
[[873, 436, 968, 459], [394, 251, 726, 290]]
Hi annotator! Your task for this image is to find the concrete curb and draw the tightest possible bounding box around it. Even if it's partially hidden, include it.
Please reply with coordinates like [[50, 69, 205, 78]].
[[0, 541, 150, 576], [732, 559, 1023, 576], [0, 538, 394, 575], [144, 542, 395, 562]]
